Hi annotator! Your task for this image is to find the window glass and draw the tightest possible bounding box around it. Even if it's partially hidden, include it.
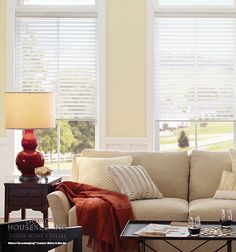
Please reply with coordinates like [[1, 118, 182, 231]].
[[158, 0, 233, 6], [36, 121, 95, 170], [158, 121, 233, 152], [197, 122, 233, 151], [158, 121, 193, 151], [23, 0, 96, 5]]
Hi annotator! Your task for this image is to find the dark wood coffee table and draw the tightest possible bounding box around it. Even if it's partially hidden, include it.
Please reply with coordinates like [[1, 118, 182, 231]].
[[120, 220, 236, 252]]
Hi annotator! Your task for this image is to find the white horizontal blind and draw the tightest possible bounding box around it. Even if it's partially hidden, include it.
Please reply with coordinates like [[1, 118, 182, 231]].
[[16, 17, 97, 121], [154, 18, 236, 121]]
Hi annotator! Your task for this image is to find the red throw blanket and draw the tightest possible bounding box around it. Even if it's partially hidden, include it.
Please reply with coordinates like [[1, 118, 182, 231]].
[[56, 181, 134, 252]]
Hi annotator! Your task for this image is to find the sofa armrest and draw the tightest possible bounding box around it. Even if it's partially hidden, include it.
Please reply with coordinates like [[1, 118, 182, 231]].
[[47, 191, 71, 227]]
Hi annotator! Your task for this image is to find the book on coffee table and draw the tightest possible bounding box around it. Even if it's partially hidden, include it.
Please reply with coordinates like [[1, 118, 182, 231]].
[[134, 223, 189, 237]]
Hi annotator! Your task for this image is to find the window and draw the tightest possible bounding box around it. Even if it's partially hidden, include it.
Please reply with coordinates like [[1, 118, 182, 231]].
[[152, 1, 236, 152], [13, 0, 105, 170]]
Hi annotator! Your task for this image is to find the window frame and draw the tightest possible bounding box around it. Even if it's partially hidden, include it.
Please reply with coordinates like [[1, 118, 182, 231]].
[[22, 0, 96, 6], [155, 0, 236, 13], [147, 0, 236, 151], [6, 0, 106, 175]]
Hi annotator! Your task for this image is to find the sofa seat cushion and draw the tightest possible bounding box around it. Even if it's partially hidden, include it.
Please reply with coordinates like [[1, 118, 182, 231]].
[[189, 198, 236, 221], [68, 198, 188, 225], [131, 198, 188, 221]]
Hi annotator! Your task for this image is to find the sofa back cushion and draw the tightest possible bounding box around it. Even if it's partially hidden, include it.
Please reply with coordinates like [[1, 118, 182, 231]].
[[78, 149, 190, 200], [189, 150, 231, 201]]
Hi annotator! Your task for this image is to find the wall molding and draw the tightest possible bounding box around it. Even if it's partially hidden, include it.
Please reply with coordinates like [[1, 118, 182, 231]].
[[146, 0, 155, 151], [97, 0, 106, 150], [105, 137, 149, 151], [0, 137, 7, 144]]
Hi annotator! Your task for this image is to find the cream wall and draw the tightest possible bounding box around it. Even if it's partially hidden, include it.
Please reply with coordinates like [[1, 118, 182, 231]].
[[0, 0, 6, 137], [0, 0, 147, 137], [106, 0, 146, 137]]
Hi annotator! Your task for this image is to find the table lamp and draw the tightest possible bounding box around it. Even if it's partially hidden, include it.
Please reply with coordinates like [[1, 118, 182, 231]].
[[5, 92, 55, 181]]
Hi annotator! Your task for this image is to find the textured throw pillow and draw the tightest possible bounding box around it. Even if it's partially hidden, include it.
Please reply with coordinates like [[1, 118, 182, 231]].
[[108, 165, 163, 201], [77, 156, 133, 192], [230, 148, 236, 173], [214, 170, 236, 200]]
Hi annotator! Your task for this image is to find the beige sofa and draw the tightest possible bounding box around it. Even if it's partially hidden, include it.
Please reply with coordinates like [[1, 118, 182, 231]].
[[48, 149, 236, 252]]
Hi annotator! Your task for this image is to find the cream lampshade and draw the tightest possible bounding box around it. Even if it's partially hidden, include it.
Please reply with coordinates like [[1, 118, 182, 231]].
[[5, 92, 55, 129], [5, 92, 55, 181]]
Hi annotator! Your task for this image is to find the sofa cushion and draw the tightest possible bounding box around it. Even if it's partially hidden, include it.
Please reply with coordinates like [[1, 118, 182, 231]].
[[108, 165, 163, 200], [189, 150, 231, 201], [69, 198, 188, 228], [131, 198, 188, 221], [81, 149, 190, 200], [76, 156, 133, 191], [189, 198, 236, 221]]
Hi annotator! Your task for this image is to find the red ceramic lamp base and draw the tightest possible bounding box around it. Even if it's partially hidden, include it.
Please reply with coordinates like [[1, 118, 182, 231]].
[[16, 129, 44, 181]]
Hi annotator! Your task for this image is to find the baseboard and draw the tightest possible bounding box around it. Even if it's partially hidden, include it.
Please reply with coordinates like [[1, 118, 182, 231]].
[[105, 137, 149, 150]]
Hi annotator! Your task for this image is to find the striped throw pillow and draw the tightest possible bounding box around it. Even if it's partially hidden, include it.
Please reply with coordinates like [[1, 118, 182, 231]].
[[108, 165, 163, 201]]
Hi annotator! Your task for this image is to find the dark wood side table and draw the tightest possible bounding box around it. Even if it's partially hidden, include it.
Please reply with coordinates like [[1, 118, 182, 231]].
[[4, 177, 62, 227]]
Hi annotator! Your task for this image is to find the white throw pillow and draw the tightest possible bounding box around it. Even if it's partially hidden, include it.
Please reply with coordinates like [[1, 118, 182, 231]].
[[214, 170, 236, 200], [77, 156, 133, 192], [214, 190, 236, 200], [230, 148, 236, 173], [108, 165, 163, 201]]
